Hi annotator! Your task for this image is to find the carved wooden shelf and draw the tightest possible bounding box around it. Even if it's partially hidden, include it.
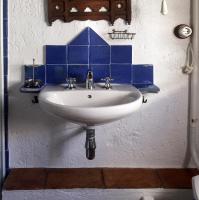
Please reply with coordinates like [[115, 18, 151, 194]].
[[48, 0, 131, 25]]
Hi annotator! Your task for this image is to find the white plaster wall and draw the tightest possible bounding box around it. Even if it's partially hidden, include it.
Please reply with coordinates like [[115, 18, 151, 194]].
[[2, 189, 193, 200], [8, 0, 191, 168]]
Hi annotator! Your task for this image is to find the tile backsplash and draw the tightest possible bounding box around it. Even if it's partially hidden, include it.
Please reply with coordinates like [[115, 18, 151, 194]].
[[24, 27, 154, 88], [25, 65, 45, 84], [132, 65, 154, 88]]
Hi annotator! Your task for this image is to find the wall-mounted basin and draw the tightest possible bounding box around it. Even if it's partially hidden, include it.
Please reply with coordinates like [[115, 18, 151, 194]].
[[39, 84, 142, 126]]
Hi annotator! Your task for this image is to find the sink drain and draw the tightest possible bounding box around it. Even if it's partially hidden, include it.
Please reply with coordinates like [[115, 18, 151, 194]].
[[88, 95, 92, 99]]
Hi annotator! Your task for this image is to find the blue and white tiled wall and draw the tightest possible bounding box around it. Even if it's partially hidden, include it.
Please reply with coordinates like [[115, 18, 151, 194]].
[[3, 0, 9, 173], [24, 27, 157, 89]]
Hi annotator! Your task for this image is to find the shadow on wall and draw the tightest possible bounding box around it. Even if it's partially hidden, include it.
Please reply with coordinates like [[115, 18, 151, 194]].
[[43, 0, 48, 23], [48, 126, 85, 166], [9, 82, 86, 167]]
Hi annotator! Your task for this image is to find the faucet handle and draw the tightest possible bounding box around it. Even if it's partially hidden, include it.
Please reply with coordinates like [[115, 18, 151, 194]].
[[66, 77, 76, 89], [101, 77, 114, 89], [67, 77, 76, 83], [101, 77, 114, 82]]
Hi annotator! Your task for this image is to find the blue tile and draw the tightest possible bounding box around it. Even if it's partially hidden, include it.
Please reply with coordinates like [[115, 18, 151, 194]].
[[4, 92, 8, 115], [132, 64, 153, 87], [4, 56, 8, 75], [25, 65, 34, 80], [111, 45, 132, 64], [34, 65, 46, 84], [69, 28, 89, 45], [24, 65, 46, 84], [90, 65, 110, 82], [4, 93, 8, 118], [4, 75, 8, 94], [5, 150, 9, 174], [4, 111, 8, 134], [3, 38, 8, 57], [3, 0, 8, 19], [3, 19, 8, 38], [111, 64, 132, 83], [90, 46, 110, 64], [90, 28, 108, 46], [46, 65, 67, 84], [46, 45, 67, 64], [68, 46, 89, 64], [138, 84, 160, 93], [68, 65, 88, 83], [3, 0, 8, 172]]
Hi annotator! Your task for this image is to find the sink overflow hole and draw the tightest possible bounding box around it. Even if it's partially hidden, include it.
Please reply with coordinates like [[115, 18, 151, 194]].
[[88, 95, 92, 99]]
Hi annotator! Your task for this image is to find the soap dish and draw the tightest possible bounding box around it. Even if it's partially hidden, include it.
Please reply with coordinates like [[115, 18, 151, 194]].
[[20, 85, 45, 93]]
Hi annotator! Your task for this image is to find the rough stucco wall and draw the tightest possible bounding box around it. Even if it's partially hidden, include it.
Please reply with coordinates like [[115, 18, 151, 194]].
[[2, 189, 193, 200], [8, 0, 190, 168]]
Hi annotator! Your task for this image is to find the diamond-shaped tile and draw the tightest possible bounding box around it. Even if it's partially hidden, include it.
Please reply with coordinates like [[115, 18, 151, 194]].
[[69, 28, 89, 45], [90, 28, 108, 46]]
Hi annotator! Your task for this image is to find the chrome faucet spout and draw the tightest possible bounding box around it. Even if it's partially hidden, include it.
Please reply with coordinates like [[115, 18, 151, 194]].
[[86, 71, 94, 90]]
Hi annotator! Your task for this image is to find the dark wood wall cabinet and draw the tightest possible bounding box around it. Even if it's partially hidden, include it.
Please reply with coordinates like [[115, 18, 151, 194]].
[[48, 0, 131, 25]]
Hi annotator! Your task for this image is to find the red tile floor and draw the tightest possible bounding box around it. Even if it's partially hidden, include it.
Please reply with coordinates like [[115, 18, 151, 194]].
[[3, 168, 199, 190]]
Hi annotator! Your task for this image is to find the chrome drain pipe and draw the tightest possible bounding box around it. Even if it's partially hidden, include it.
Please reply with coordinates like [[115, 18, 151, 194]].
[[85, 128, 96, 160]]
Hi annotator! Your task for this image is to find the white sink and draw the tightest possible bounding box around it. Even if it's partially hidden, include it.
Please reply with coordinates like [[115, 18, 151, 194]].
[[39, 84, 143, 126]]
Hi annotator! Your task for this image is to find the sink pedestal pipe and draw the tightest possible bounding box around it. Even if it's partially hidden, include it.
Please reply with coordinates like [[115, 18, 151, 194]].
[[85, 127, 96, 160]]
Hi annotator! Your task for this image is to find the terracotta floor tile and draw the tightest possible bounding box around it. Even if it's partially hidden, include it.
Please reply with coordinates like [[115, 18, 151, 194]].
[[3, 168, 47, 190], [103, 168, 161, 188], [189, 168, 199, 176], [4, 168, 198, 190], [157, 169, 196, 189], [46, 168, 104, 189]]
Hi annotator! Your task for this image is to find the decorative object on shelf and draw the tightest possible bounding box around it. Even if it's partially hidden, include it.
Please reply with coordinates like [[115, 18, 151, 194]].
[[161, 0, 168, 15], [24, 59, 44, 88], [48, 0, 132, 25], [108, 29, 136, 40], [174, 24, 193, 39], [23, 79, 43, 89]]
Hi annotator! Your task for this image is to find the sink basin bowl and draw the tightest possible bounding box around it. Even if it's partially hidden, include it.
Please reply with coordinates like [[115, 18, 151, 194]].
[[39, 84, 143, 126]]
